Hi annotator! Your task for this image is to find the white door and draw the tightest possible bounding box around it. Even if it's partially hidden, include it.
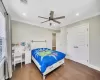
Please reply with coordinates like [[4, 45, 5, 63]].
[[67, 24, 89, 65]]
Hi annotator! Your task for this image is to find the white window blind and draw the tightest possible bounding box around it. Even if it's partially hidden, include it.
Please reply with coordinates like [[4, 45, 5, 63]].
[[0, 12, 6, 61], [0, 38, 3, 60], [0, 12, 5, 38]]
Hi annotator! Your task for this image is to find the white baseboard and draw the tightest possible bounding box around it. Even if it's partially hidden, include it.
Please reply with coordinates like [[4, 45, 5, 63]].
[[67, 58, 100, 72], [88, 64, 100, 72]]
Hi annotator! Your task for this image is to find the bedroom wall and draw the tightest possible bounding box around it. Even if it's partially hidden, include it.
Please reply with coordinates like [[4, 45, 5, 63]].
[[11, 20, 56, 49], [60, 27, 67, 54], [64, 15, 100, 68]]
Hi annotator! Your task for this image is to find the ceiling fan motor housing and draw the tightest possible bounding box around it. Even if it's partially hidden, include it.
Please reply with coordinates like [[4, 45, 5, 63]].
[[49, 17, 53, 20]]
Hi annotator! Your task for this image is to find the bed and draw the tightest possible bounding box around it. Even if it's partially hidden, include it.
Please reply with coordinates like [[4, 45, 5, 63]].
[[31, 40, 66, 80]]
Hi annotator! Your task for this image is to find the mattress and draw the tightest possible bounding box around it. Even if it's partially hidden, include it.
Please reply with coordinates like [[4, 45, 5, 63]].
[[31, 48, 66, 73]]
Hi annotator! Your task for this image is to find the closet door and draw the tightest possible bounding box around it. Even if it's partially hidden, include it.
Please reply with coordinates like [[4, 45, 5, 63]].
[[67, 24, 89, 65]]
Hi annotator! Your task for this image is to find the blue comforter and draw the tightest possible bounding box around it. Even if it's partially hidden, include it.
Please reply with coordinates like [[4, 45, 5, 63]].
[[31, 48, 66, 73]]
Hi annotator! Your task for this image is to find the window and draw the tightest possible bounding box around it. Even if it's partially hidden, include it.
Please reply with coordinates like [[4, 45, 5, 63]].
[[0, 38, 2, 60], [0, 37, 5, 61], [0, 12, 6, 61]]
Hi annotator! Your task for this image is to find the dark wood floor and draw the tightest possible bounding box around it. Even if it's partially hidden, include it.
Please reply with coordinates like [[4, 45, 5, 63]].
[[11, 59, 100, 80]]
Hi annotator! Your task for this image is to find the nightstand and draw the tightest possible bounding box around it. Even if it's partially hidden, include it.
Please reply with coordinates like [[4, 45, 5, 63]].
[[25, 50, 31, 64]]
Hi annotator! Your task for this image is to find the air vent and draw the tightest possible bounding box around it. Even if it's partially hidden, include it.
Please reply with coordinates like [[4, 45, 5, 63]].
[[20, 0, 27, 4]]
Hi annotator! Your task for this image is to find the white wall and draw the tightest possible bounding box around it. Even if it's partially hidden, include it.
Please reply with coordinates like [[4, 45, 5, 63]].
[[64, 15, 100, 68], [60, 27, 67, 53], [12, 20, 53, 49]]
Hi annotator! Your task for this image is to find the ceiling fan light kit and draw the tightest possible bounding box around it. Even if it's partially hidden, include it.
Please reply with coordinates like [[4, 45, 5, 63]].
[[50, 23, 52, 26], [38, 11, 65, 25]]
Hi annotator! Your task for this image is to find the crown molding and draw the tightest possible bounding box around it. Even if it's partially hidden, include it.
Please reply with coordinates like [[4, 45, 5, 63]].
[[11, 18, 60, 30], [62, 12, 100, 27]]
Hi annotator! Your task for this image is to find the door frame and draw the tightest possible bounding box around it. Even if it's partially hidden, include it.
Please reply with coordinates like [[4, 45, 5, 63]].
[[67, 23, 89, 65], [52, 33, 56, 50]]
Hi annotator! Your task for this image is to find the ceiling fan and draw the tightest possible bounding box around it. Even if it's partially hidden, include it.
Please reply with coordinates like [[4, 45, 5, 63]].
[[38, 11, 65, 25]]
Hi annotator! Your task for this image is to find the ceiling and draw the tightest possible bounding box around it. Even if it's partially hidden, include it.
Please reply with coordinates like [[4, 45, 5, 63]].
[[3, 0, 100, 30]]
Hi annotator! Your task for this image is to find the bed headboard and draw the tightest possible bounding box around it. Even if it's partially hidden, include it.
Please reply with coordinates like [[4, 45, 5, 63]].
[[31, 40, 47, 50]]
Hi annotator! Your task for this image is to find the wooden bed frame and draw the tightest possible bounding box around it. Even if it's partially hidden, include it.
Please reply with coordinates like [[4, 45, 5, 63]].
[[31, 40, 65, 80]]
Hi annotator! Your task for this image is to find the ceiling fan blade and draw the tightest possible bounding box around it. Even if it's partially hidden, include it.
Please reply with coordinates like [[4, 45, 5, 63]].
[[41, 20, 49, 23], [38, 16, 48, 19], [50, 11, 54, 18], [53, 19, 61, 24], [54, 16, 65, 19]]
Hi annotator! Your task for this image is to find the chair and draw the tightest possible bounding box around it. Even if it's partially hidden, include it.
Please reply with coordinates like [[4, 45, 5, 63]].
[[13, 46, 24, 70]]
